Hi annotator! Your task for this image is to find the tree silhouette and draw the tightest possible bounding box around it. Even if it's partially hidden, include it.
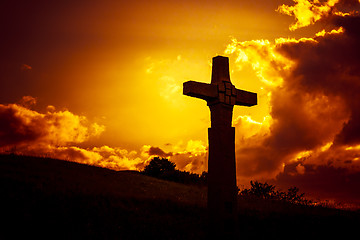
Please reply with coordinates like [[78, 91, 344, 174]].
[[142, 157, 207, 185], [143, 157, 176, 178]]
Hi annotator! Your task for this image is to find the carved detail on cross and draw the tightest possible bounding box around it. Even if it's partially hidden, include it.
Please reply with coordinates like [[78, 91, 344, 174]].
[[217, 81, 237, 105]]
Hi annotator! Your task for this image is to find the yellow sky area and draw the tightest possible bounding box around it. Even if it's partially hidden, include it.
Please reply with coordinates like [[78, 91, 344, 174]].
[[3, 0, 328, 153], [90, 53, 269, 152], [52, 1, 301, 151]]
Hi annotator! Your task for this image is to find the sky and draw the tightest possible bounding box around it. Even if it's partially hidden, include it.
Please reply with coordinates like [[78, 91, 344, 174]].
[[1, 0, 360, 207]]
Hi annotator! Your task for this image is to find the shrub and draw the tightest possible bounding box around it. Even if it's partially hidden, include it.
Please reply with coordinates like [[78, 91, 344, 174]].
[[143, 157, 176, 178], [239, 181, 312, 206], [142, 157, 207, 185]]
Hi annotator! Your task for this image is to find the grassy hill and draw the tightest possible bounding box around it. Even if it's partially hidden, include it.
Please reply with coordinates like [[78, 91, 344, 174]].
[[1, 154, 359, 239]]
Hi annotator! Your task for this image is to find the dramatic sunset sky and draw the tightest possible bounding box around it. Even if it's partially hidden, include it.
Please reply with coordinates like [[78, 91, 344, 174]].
[[1, 0, 360, 207]]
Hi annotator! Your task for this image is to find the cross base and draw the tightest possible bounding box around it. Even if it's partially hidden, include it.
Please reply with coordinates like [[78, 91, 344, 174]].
[[208, 125, 237, 237]]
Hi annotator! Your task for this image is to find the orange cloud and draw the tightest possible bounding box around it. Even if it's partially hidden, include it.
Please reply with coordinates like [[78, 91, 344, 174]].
[[170, 140, 208, 173], [0, 99, 104, 149], [141, 140, 208, 174], [276, 0, 356, 30], [225, 38, 291, 87], [0, 98, 147, 171]]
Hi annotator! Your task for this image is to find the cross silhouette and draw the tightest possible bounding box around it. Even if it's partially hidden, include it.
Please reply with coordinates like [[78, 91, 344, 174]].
[[183, 56, 257, 236], [184, 56, 256, 109]]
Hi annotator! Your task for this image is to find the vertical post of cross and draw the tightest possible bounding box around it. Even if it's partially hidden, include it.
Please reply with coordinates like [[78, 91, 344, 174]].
[[208, 56, 237, 236], [183, 56, 257, 237]]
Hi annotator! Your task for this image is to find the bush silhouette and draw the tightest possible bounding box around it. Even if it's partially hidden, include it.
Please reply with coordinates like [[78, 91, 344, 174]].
[[240, 181, 276, 199], [142, 157, 207, 185], [239, 180, 312, 205], [143, 157, 176, 178]]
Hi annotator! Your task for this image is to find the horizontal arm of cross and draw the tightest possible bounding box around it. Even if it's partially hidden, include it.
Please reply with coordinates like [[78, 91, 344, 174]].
[[235, 89, 257, 106], [183, 81, 218, 101], [184, 80, 257, 106]]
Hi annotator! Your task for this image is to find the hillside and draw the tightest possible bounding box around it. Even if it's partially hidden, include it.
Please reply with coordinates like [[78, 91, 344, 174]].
[[0, 154, 207, 239], [1, 154, 359, 239]]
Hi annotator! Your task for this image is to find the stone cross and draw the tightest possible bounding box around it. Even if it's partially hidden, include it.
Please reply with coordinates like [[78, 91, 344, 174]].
[[183, 56, 257, 236]]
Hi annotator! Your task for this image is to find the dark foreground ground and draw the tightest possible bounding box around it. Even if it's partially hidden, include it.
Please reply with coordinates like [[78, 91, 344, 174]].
[[1, 154, 359, 239]]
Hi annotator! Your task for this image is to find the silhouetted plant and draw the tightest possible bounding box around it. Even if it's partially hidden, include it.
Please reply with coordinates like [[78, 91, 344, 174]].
[[142, 157, 207, 185], [200, 171, 208, 184], [282, 187, 312, 205], [239, 180, 312, 205], [143, 157, 176, 178], [245, 181, 276, 199]]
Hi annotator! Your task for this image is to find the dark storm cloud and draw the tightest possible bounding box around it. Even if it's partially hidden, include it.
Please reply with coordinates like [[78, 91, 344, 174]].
[[227, 2, 360, 206], [257, 7, 360, 204], [0, 103, 44, 147], [277, 15, 360, 146], [253, 13, 360, 174], [147, 146, 173, 157]]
